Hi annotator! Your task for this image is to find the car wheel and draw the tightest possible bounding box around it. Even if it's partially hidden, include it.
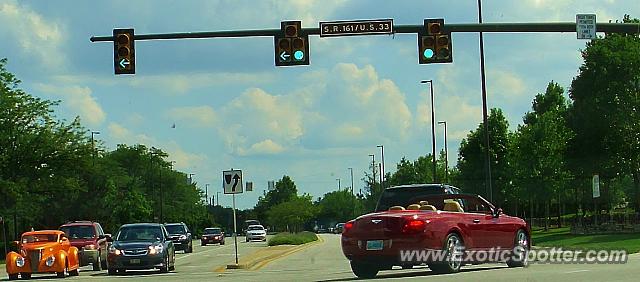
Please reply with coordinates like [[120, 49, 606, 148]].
[[57, 261, 68, 278], [429, 233, 464, 274], [221, 241, 225, 245], [117, 269, 126, 274], [8, 273, 19, 280], [93, 252, 102, 271], [187, 243, 193, 253], [160, 255, 169, 273], [69, 269, 79, 276], [101, 256, 108, 270], [350, 261, 379, 279], [201, 241, 206, 246], [20, 273, 31, 279], [107, 268, 117, 275], [507, 229, 530, 268], [245, 237, 249, 242]]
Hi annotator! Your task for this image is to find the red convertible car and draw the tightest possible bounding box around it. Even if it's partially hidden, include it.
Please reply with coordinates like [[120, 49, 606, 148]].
[[341, 185, 530, 279]]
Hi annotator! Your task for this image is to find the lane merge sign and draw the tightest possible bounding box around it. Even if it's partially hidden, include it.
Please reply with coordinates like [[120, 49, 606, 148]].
[[223, 169, 243, 194]]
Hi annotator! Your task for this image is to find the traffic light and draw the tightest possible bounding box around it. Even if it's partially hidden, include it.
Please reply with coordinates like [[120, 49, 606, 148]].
[[114, 28, 135, 74], [418, 19, 452, 64], [275, 21, 309, 66]]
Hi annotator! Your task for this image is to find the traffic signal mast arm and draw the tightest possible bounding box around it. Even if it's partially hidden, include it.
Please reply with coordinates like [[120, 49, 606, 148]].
[[91, 22, 639, 42]]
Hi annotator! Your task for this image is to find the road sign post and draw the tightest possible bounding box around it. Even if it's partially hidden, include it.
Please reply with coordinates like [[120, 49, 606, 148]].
[[223, 169, 243, 266]]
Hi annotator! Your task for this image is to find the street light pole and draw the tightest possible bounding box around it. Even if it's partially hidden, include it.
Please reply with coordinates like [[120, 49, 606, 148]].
[[91, 131, 100, 166], [377, 145, 385, 189], [216, 191, 220, 206], [336, 178, 341, 191], [478, 0, 493, 202], [368, 154, 376, 187], [205, 184, 210, 206], [438, 121, 449, 183], [348, 167, 355, 218], [420, 80, 437, 183]]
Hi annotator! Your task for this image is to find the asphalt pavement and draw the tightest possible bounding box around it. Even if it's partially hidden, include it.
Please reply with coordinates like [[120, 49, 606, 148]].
[[2, 234, 640, 281]]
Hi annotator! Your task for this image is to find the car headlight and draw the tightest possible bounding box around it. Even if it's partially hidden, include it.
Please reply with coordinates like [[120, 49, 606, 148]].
[[148, 245, 163, 255], [16, 256, 25, 267], [45, 256, 56, 267], [179, 235, 187, 240], [109, 246, 121, 255]]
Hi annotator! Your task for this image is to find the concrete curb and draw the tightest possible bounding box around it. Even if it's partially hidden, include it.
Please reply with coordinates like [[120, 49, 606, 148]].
[[224, 234, 325, 271]]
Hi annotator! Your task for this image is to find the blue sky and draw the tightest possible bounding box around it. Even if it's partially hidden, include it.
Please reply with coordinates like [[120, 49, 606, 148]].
[[1, 0, 638, 209]]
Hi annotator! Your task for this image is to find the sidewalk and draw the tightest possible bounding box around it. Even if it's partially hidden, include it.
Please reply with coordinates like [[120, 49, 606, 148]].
[[222, 235, 324, 271]]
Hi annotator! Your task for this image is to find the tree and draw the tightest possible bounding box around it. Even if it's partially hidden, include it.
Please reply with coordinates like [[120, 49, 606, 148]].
[[568, 18, 640, 210], [455, 108, 512, 208], [316, 189, 361, 226], [254, 175, 299, 222], [266, 195, 317, 232], [511, 82, 573, 229]]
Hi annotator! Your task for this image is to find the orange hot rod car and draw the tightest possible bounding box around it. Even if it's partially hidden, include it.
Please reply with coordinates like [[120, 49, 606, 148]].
[[5, 230, 80, 280]]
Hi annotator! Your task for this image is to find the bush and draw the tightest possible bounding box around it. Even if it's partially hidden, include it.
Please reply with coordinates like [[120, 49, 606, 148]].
[[267, 231, 318, 246]]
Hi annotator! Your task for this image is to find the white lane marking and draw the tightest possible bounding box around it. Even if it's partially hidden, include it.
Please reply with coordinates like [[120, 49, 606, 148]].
[[565, 270, 590, 274]]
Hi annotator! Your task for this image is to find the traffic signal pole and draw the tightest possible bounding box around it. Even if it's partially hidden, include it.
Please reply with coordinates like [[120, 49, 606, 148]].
[[91, 22, 639, 42]]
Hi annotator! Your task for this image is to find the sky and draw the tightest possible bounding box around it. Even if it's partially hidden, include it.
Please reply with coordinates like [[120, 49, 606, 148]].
[[1, 0, 638, 209]]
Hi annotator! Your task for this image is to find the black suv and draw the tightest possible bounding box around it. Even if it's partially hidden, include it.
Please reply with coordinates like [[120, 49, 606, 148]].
[[164, 223, 193, 253]]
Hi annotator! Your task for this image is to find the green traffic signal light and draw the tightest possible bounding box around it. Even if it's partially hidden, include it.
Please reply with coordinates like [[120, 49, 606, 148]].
[[423, 49, 434, 59]]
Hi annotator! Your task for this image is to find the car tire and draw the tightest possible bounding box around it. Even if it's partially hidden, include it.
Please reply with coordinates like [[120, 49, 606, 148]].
[[160, 255, 169, 273], [101, 256, 108, 270], [429, 233, 464, 274], [350, 261, 379, 279], [107, 268, 117, 275], [221, 241, 225, 245], [57, 261, 68, 278], [187, 243, 193, 253], [8, 273, 19, 280], [20, 273, 30, 279], [69, 269, 79, 276], [93, 253, 102, 271], [507, 229, 530, 268], [117, 269, 126, 274], [201, 241, 206, 246]]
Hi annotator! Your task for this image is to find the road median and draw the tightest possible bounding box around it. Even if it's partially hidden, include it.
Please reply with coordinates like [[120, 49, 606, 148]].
[[222, 233, 324, 271]]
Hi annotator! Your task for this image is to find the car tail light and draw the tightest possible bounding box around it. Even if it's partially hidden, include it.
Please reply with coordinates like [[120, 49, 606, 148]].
[[402, 218, 426, 234], [342, 221, 355, 235]]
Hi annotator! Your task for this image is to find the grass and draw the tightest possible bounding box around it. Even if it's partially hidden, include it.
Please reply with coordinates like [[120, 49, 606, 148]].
[[267, 231, 318, 246], [532, 227, 640, 253]]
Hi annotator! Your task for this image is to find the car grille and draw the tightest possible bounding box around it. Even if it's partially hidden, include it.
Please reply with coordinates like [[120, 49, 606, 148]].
[[123, 248, 148, 256], [28, 250, 42, 272]]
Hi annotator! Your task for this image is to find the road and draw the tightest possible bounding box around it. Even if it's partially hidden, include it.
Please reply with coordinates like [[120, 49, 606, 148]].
[[2, 234, 640, 281]]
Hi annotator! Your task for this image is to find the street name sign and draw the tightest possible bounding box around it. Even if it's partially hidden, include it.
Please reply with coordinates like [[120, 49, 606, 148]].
[[320, 19, 393, 37]]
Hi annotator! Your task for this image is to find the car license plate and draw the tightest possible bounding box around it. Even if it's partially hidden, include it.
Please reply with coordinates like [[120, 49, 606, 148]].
[[130, 259, 141, 264], [366, 240, 384, 250]]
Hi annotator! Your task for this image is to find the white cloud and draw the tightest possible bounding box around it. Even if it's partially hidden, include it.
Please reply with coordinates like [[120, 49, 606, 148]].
[[129, 72, 276, 96], [34, 83, 106, 126], [239, 139, 285, 156], [0, 0, 65, 69], [487, 70, 527, 100], [168, 106, 217, 127]]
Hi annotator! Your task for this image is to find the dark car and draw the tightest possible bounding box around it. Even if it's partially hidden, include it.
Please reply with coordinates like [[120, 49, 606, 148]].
[[106, 223, 176, 275], [200, 228, 225, 246], [59, 221, 111, 271], [334, 223, 345, 234], [164, 223, 193, 253]]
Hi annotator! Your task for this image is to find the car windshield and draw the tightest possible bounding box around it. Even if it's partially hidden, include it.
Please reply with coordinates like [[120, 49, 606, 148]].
[[60, 225, 95, 239], [22, 234, 57, 244], [116, 226, 162, 242], [375, 187, 447, 212], [248, 226, 264, 231], [165, 225, 186, 235], [204, 228, 221, 235]]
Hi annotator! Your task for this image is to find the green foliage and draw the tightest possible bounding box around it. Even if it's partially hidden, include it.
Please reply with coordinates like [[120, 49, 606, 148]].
[[0, 58, 210, 237], [315, 189, 361, 225], [266, 194, 317, 233], [455, 108, 512, 205], [267, 231, 318, 246], [532, 227, 640, 253]]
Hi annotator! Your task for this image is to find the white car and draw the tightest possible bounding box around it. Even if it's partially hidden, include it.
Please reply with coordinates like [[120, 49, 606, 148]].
[[245, 225, 267, 242]]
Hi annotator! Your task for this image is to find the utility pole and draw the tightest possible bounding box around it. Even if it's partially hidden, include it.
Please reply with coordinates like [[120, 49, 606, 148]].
[[91, 131, 100, 166], [205, 184, 210, 206], [348, 167, 355, 219], [369, 154, 376, 187], [336, 178, 341, 191], [421, 80, 437, 183], [438, 121, 449, 183], [478, 0, 493, 202], [377, 145, 385, 189]]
